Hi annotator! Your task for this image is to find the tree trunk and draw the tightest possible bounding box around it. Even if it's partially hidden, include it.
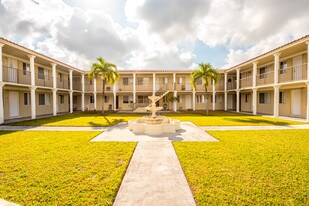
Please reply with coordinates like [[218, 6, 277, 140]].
[[205, 84, 208, 115], [102, 80, 105, 115]]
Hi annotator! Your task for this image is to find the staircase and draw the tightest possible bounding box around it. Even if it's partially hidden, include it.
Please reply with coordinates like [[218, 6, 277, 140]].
[[133, 84, 171, 112]]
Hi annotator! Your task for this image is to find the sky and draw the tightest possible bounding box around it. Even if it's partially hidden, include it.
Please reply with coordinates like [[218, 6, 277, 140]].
[[0, 0, 308, 71]]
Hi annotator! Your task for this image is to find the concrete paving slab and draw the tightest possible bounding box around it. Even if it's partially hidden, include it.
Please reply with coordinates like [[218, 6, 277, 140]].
[[91, 122, 219, 142], [0, 198, 19, 206], [0, 125, 106, 131], [113, 141, 196, 206], [199, 124, 309, 131]]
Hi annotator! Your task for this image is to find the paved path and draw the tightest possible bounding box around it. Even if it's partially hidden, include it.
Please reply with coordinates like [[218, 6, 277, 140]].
[[0, 198, 19, 206], [113, 141, 196, 206], [92, 122, 218, 142], [0, 125, 106, 131], [199, 124, 309, 131]]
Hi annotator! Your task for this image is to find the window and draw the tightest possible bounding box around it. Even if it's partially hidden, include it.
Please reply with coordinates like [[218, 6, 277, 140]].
[[279, 91, 286, 104], [217, 95, 223, 103], [280, 61, 287, 74], [104, 96, 109, 103], [137, 77, 143, 85], [259, 67, 267, 79], [196, 95, 204, 103], [38, 67, 44, 79], [24, 93, 30, 105], [39, 94, 45, 105], [90, 95, 94, 103], [196, 78, 203, 85], [259, 92, 270, 104], [123, 77, 129, 85], [59, 95, 64, 104], [245, 94, 250, 103], [162, 77, 168, 84], [22, 63, 30, 75], [123, 96, 129, 103], [177, 77, 183, 84], [59, 73, 63, 82]]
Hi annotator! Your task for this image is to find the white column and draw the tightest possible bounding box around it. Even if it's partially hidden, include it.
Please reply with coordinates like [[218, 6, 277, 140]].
[[153, 73, 156, 94], [273, 85, 280, 118], [113, 85, 117, 111], [0, 43, 4, 81], [133, 73, 136, 107], [306, 42, 309, 80], [253, 61, 258, 87], [0, 44, 4, 123], [236, 90, 240, 113], [192, 91, 196, 111], [28, 55, 36, 119], [252, 88, 257, 115], [212, 92, 216, 111], [93, 78, 97, 111], [0, 85, 4, 124], [51, 63, 57, 116], [173, 73, 176, 90], [69, 70, 73, 113], [274, 53, 280, 85], [236, 68, 240, 90], [81, 74, 85, 111], [306, 82, 309, 122], [173, 91, 177, 112], [224, 73, 227, 111]]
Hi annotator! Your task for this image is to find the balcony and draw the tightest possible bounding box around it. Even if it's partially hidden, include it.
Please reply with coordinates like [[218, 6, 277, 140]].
[[84, 83, 94, 92], [155, 83, 174, 91], [279, 63, 307, 83], [136, 83, 153, 91], [227, 80, 236, 90], [36, 72, 53, 87], [57, 77, 69, 89], [118, 84, 133, 91], [175, 83, 193, 91], [2, 66, 31, 85], [240, 76, 253, 88], [256, 70, 274, 86], [215, 82, 225, 91]]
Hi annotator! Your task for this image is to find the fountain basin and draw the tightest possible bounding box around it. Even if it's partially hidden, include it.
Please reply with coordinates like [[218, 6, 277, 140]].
[[128, 117, 181, 136]]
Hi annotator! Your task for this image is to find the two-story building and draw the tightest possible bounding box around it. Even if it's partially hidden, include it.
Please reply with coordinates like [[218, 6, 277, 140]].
[[0, 34, 308, 123]]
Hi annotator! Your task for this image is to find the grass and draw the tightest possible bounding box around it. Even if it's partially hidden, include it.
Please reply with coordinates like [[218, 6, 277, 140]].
[[174, 130, 309, 205], [0, 131, 136, 205], [9, 111, 304, 127]]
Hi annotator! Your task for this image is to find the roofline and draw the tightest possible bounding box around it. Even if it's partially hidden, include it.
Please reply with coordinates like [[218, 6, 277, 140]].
[[0, 37, 85, 74], [225, 34, 309, 73]]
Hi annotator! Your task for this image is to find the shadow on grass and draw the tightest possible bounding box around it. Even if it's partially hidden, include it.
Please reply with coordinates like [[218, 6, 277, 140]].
[[223, 117, 290, 126]]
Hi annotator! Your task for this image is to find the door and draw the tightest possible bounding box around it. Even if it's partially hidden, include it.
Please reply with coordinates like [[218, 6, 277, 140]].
[[227, 94, 233, 109], [291, 89, 301, 116], [8, 58, 18, 83], [9, 91, 19, 118], [116, 96, 119, 109], [185, 95, 192, 109], [293, 56, 302, 81]]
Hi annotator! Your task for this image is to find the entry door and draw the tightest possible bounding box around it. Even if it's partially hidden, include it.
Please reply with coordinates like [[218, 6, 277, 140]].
[[9, 91, 19, 117], [293, 56, 302, 81], [185, 95, 192, 109], [8, 58, 18, 83], [227, 94, 233, 109], [291, 89, 301, 116]]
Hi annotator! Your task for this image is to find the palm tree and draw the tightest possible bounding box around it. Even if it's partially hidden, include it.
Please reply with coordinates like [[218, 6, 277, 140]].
[[191, 63, 221, 115], [89, 57, 120, 115]]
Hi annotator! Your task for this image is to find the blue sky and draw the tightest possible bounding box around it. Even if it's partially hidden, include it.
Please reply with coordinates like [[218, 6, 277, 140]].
[[0, 0, 308, 70]]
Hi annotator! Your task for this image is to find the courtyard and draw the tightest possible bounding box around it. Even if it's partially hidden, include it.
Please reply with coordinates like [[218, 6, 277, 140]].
[[0, 112, 308, 205]]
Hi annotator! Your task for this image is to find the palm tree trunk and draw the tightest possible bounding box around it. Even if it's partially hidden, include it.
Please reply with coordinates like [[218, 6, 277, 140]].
[[205, 84, 208, 115], [102, 80, 105, 115]]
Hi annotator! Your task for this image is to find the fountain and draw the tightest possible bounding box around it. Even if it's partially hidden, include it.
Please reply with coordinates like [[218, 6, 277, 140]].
[[128, 95, 180, 136]]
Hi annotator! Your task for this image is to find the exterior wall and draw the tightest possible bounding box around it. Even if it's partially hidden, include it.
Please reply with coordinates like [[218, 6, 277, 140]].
[[57, 93, 69, 113], [118, 95, 133, 111], [257, 90, 274, 115], [240, 92, 252, 112], [36, 91, 53, 116], [301, 88, 307, 119]]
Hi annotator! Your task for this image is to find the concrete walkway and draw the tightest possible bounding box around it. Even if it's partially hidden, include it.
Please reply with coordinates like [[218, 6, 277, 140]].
[[92, 122, 218, 142], [199, 124, 309, 131], [113, 141, 196, 206], [0, 125, 106, 131]]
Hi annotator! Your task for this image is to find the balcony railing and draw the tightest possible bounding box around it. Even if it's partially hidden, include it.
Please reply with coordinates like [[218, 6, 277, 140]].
[[155, 83, 174, 91], [227, 80, 236, 90], [175, 83, 193, 91], [240, 76, 253, 88], [256, 70, 274, 86], [215, 82, 225, 91], [57, 77, 69, 89], [279, 64, 307, 83], [35, 73, 53, 87], [2, 66, 31, 85], [136, 83, 153, 91], [118, 84, 133, 91]]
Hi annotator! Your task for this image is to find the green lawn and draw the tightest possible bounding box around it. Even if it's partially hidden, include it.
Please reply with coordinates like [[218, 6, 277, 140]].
[[0, 131, 136, 205], [174, 130, 309, 205], [9, 111, 303, 127]]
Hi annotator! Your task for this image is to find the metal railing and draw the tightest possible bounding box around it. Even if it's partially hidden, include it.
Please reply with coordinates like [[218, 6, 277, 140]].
[[117, 84, 133, 91], [240, 76, 253, 88], [175, 83, 193, 91], [279, 63, 307, 83], [57, 77, 69, 89], [135, 83, 153, 91], [256, 70, 274, 86], [227, 80, 236, 90], [35, 72, 53, 87], [2, 66, 31, 85], [215, 82, 225, 91]]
